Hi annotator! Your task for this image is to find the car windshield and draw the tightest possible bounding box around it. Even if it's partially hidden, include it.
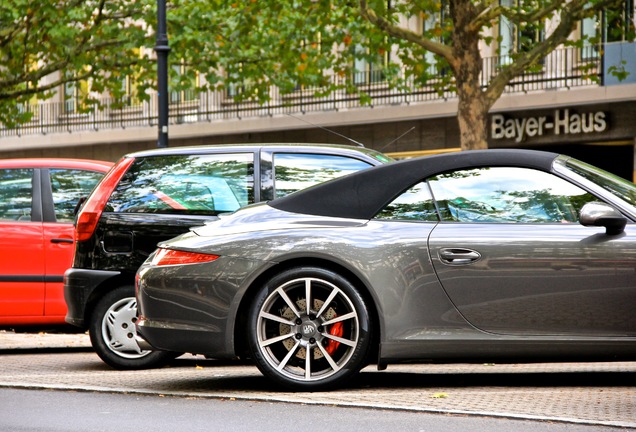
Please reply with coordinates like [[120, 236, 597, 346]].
[[560, 157, 636, 207]]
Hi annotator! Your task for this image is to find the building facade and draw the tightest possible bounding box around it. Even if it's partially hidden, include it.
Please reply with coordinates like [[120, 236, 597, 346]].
[[1, 8, 635, 180]]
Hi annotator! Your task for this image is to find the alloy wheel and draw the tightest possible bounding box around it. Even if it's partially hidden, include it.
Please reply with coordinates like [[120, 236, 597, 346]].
[[255, 276, 361, 383]]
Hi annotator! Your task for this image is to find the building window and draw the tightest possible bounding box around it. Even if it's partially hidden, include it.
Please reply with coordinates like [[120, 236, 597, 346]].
[[225, 62, 245, 99], [605, 0, 635, 42], [580, 1, 634, 60], [353, 44, 388, 85], [64, 76, 89, 114], [422, 2, 451, 75], [295, 34, 325, 91], [226, 81, 243, 98], [499, 0, 545, 64], [580, 9, 601, 60], [170, 60, 198, 104], [118, 75, 141, 107], [353, 0, 391, 85]]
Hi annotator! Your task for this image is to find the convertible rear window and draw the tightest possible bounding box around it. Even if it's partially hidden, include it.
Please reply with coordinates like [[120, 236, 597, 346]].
[[375, 181, 438, 221]]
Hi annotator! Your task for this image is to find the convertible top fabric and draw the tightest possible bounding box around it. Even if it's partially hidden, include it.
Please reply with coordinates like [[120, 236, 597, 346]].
[[269, 149, 559, 220]]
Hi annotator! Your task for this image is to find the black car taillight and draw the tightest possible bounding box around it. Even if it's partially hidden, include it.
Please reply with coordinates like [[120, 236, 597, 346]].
[[75, 157, 135, 242]]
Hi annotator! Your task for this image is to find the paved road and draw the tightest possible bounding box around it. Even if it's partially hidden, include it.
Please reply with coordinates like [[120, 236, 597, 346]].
[[0, 331, 634, 429], [0, 388, 618, 432]]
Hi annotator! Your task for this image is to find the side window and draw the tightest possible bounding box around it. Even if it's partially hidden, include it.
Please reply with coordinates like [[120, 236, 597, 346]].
[[0, 169, 33, 222], [273, 153, 373, 198], [50, 169, 105, 222], [428, 167, 596, 223], [107, 153, 254, 215], [375, 181, 439, 221]]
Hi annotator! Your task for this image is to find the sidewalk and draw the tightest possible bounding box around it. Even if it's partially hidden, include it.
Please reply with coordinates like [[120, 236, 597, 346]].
[[0, 329, 92, 351]]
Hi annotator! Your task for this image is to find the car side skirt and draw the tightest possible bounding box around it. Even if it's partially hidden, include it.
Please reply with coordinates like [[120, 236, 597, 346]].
[[379, 338, 636, 365]]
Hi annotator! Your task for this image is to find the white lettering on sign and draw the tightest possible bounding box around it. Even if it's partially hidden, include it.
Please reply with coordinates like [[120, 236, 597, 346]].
[[491, 109, 607, 143]]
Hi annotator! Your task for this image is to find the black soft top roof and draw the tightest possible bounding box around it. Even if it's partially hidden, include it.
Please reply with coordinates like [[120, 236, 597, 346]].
[[269, 149, 559, 220]]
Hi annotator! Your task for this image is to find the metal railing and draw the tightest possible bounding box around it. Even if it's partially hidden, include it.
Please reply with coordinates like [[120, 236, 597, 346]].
[[0, 46, 602, 138]]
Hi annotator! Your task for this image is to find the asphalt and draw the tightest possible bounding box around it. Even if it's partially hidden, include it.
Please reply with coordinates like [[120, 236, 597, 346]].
[[0, 330, 634, 430]]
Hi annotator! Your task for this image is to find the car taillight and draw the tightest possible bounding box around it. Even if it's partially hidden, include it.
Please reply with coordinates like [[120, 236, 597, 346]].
[[150, 248, 220, 266], [75, 157, 135, 242]]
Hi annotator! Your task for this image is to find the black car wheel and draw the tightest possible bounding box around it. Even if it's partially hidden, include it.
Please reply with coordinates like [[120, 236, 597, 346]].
[[89, 286, 177, 370], [248, 267, 373, 391]]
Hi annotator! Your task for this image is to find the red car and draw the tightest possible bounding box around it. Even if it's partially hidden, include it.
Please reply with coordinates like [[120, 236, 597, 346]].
[[0, 158, 112, 328]]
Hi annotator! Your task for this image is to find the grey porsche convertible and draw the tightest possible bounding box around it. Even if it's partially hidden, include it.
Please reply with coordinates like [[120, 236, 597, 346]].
[[136, 149, 636, 391]]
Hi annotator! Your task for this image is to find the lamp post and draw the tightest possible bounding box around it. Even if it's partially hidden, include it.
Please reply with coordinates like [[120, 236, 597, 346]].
[[155, 0, 170, 148]]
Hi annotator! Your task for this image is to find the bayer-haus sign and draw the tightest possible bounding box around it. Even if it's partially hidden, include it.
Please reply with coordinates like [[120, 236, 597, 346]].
[[491, 109, 608, 143]]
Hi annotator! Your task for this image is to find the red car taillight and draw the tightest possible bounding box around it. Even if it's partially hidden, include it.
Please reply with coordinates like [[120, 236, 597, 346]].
[[75, 157, 135, 242], [150, 248, 220, 266]]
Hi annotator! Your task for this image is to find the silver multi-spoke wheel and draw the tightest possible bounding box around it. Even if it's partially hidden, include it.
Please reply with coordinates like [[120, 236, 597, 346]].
[[101, 297, 151, 359], [249, 268, 372, 390]]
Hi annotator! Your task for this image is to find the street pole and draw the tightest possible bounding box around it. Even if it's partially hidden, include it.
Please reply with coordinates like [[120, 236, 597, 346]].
[[155, 0, 170, 148]]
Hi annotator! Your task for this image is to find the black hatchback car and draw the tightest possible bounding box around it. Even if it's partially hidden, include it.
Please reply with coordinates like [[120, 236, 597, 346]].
[[64, 143, 391, 369]]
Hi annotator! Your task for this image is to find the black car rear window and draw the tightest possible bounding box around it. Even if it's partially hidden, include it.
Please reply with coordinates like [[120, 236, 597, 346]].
[[106, 154, 255, 215], [272, 153, 374, 198]]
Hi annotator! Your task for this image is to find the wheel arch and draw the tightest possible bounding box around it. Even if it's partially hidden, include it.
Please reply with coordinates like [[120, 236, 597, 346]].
[[83, 274, 134, 327], [232, 257, 381, 363]]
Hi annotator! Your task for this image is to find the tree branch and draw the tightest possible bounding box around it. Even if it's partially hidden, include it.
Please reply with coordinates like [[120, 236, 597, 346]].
[[476, 0, 623, 108], [359, 0, 453, 62]]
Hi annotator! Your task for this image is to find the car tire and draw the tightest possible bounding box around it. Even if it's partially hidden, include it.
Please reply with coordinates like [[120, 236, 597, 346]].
[[247, 267, 373, 391], [89, 285, 178, 370]]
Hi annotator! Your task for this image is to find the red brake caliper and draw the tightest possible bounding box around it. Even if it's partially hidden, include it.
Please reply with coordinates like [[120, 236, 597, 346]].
[[325, 320, 343, 355]]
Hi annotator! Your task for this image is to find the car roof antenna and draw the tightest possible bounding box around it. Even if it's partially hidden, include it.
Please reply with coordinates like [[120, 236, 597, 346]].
[[378, 127, 416, 152], [287, 113, 366, 147]]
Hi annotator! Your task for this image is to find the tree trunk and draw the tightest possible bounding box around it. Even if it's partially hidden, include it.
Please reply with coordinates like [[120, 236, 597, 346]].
[[456, 91, 489, 151], [450, 0, 489, 151]]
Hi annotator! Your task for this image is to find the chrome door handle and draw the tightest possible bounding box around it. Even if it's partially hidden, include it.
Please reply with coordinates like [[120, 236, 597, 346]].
[[438, 248, 481, 265]]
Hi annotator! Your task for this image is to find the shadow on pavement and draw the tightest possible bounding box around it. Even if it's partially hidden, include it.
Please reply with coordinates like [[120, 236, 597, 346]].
[[137, 357, 636, 393], [138, 370, 636, 394], [33, 350, 635, 393]]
